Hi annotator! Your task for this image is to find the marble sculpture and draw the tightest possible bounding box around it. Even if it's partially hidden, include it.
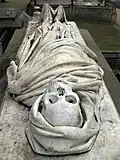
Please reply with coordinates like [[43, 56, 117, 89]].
[[7, 4, 104, 155]]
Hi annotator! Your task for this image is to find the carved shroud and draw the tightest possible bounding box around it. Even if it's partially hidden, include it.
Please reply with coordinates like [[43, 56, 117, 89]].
[[7, 4, 104, 155]]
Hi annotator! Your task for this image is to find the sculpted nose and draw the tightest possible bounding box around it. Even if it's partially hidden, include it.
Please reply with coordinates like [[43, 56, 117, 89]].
[[57, 87, 65, 96]]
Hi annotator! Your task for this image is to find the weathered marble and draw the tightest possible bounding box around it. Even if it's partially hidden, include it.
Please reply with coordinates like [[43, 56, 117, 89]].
[[0, 4, 120, 159], [0, 83, 120, 160], [6, 4, 104, 155]]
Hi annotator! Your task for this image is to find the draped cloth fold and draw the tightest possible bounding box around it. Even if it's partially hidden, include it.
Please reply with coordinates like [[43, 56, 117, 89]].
[[7, 3, 104, 155]]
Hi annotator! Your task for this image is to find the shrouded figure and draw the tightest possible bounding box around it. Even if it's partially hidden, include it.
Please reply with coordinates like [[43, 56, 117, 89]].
[[7, 4, 104, 155], [40, 81, 83, 127]]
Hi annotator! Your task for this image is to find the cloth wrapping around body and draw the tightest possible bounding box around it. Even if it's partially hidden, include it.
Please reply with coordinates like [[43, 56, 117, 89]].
[[7, 4, 104, 155]]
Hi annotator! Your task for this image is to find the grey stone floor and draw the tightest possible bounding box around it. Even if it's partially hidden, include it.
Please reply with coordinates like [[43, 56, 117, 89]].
[[0, 27, 26, 110]]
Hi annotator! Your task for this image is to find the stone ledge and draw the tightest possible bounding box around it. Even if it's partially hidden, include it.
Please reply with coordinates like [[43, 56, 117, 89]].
[[0, 8, 31, 28]]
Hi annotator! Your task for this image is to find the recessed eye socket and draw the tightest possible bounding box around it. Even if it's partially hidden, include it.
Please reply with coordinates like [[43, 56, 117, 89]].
[[65, 95, 77, 104], [38, 102, 43, 112], [57, 87, 65, 96], [49, 95, 58, 104]]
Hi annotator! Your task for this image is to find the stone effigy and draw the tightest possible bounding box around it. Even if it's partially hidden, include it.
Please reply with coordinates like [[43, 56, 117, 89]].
[[6, 3, 104, 155], [1, 3, 120, 160]]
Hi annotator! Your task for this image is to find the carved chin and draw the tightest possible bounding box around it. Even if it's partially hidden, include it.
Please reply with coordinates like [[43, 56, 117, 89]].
[[41, 103, 83, 127]]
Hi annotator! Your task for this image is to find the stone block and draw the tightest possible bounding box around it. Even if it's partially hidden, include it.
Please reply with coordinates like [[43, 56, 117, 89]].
[[35, 0, 71, 6]]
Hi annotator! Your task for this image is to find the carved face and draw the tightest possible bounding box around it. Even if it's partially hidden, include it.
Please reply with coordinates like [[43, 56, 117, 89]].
[[40, 82, 83, 127]]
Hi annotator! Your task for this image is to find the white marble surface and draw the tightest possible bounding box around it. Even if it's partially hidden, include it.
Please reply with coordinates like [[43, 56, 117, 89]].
[[0, 83, 120, 160]]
